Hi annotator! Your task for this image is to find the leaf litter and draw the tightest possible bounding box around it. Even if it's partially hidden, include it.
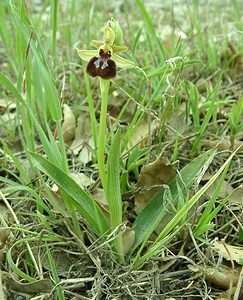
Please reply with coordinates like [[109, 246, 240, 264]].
[[135, 156, 177, 214]]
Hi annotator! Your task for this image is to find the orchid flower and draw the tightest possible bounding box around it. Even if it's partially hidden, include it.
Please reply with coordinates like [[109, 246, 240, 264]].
[[77, 18, 134, 79]]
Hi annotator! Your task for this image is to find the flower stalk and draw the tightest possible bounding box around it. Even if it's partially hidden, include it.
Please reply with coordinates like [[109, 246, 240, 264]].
[[97, 78, 110, 197]]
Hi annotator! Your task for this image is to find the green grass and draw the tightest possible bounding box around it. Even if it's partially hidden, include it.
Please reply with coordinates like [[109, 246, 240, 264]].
[[0, 1, 242, 299]]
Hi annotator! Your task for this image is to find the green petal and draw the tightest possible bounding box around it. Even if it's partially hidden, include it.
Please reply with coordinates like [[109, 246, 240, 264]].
[[112, 54, 135, 69], [91, 40, 104, 49], [104, 27, 115, 45], [77, 49, 97, 62], [112, 45, 128, 53]]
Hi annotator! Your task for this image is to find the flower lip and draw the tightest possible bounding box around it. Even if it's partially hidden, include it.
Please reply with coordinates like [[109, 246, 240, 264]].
[[86, 56, 116, 79]]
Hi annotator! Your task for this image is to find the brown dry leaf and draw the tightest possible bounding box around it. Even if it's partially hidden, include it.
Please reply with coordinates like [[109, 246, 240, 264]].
[[130, 120, 159, 148], [201, 139, 231, 151], [201, 139, 243, 152], [122, 227, 135, 255], [62, 104, 76, 143], [135, 156, 177, 214], [190, 264, 242, 293], [70, 173, 94, 188], [43, 185, 66, 214], [91, 188, 108, 209], [91, 188, 110, 222], [206, 266, 239, 290], [70, 112, 93, 164], [229, 186, 243, 208], [109, 91, 136, 123], [215, 287, 243, 300], [212, 241, 243, 264], [0, 271, 6, 300], [206, 179, 234, 199], [0, 252, 6, 264], [70, 113, 91, 153], [196, 78, 207, 93], [2, 271, 52, 294], [0, 205, 11, 265], [39, 250, 75, 277], [167, 105, 188, 139], [0, 228, 10, 250], [77, 137, 94, 164], [0, 203, 12, 224], [71, 296, 90, 300], [223, 42, 243, 77]]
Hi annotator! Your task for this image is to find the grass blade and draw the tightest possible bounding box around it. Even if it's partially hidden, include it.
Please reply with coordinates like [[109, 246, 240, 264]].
[[193, 162, 230, 237], [135, 0, 165, 61], [7, 236, 60, 282], [46, 243, 65, 300], [0, 71, 62, 168], [30, 152, 109, 236]]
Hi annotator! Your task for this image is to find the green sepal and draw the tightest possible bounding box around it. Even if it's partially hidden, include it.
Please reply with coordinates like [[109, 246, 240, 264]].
[[77, 49, 97, 62], [113, 54, 135, 68]]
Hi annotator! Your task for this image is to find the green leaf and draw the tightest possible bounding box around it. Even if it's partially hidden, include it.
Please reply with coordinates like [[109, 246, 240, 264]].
[[107, 128, 123, 228], [131, 149, 215, 253], [30, 153, 109, 236], [33, 55, 62, 122], [107, 128, 124, 262]]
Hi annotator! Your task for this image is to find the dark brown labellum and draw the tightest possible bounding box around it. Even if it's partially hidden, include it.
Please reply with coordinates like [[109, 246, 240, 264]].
[[86, 56, 116, 80]]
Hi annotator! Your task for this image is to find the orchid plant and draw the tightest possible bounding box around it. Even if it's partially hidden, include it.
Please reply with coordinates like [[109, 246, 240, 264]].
[[77, 19, 134, 261], [77, 18, 134, 198]]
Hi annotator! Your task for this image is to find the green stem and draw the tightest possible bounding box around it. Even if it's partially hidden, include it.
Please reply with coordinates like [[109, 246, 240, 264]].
[[97, 78, 110, 197]]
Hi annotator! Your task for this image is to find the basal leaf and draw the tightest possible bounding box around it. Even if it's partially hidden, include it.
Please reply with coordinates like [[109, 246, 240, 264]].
[[31, 153, 109, 236]]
